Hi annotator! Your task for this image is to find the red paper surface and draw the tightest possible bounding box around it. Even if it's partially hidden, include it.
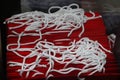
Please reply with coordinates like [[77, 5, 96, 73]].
[[6, 12, 120, 80]]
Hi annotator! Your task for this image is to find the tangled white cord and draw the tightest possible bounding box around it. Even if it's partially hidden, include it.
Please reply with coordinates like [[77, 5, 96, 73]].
[[5, 3, 101, 37], [8, 38, 110, 79], [108, 34, 116, 48], [6, 3, 111, 80]]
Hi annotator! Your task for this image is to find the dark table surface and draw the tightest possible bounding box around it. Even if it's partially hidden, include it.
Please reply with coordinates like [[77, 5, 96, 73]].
[[0, 23, 7, 80], [0, 26, 3, 80]]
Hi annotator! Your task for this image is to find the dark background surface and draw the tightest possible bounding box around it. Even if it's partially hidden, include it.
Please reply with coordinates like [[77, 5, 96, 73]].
[[1, 0, 21, 80]]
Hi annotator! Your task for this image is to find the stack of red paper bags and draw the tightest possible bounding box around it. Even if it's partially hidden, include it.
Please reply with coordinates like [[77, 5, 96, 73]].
[[6, 12, 120, 80]]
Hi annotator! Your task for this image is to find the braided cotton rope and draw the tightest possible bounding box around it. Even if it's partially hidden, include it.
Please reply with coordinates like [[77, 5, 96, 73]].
[[8, 38, 110, 78], [108, 34, 116, 48], [6, 3, 111, 80], [5, 3, 101, 37]]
